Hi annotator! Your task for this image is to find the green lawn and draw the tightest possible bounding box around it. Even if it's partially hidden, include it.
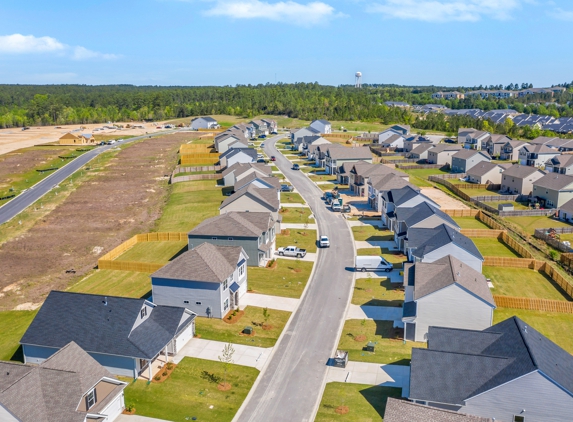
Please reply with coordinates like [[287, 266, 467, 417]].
[[116, 241, 187, 264], [316, 383, 402, 422], [352, 278, 404, 307], [122, 357, 259, 422], [493, 309, 573, 354], [402, 168, 449, 180], [319, 183, 338, 191], [487, 200, 530, 210], [352, 225, 393, 241], [356, 248, 406, 269], [0, 311, 37, 361], [505, 216, 573, 235], [338, 320, 425, 365], [308, 174, 337, 182], [248, 260, 313, 298], [281, 192, 305, 204], [453, 217, 490, 229], [461, 188, 501, 197], [280, 207, 313, 224], [68, 270, 152, 298], [196, 306, 290, 348], [301, 165, 322, 173], [154, 180, 227, 232], [277, 228, 317, 252], [407, 175, 433, 188], [470, 237, 520, 257], [483, 266, 570, 301]]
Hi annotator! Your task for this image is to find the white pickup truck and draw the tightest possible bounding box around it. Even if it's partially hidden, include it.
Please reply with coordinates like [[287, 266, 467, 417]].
[[277, 246, 307, 258]]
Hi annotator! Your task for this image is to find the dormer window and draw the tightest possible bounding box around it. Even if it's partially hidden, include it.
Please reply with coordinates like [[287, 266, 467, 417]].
[[86, 389, 96, 409]]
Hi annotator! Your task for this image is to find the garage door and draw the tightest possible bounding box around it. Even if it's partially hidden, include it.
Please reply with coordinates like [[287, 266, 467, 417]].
[[175, 320, 195, 352], [102, 392, 124, 421]]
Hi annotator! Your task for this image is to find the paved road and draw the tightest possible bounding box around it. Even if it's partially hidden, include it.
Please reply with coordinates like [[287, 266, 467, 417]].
[[236, 135, 356, 421], [0, 130, 175, 225]]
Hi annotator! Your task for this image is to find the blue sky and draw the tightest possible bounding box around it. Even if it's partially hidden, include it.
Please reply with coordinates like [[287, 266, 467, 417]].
[[1, 0, 572, 87]]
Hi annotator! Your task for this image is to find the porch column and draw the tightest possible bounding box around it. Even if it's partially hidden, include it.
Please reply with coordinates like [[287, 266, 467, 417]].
[[165, 345, 168, 361], [148, 360, 152, 381]]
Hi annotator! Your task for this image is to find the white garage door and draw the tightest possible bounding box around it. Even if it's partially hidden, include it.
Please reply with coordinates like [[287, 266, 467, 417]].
[[175, 320, 195, 352], [102, 392, 125, 421]]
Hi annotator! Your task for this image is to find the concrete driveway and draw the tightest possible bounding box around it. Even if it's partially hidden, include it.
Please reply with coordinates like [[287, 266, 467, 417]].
[[326, 361, 410, 391], [346, 305, 402, 321], [355, 270, 403, 284], [116, 415, 171, 422], [275, 252, 317, 262], [241, 293, 299, 312]]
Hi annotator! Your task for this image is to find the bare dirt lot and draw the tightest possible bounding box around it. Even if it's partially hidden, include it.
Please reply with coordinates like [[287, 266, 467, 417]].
[[0, 132, 199, 310], [421, 187, 469, 210]]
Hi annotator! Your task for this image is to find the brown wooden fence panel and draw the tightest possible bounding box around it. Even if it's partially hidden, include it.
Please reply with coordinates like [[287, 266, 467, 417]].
[[98, 260, 164, 272], [493, 295, 573, 313], [99, 235, 138, 261], [499, 232, 533, 258], [476, 211, 505, 230], [483, 257, 540, 268], [462, 229, 504, 238], [540, 262, 573, 299], [443, 209, 479, 217]]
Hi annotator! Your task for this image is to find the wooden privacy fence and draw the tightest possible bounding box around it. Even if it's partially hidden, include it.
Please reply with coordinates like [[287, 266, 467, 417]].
[[381, 158, 418, 164], [98, 232, 187, 272], [443, 209, 479, 217], [174, 165, 221, 173], [499, 231, 533, 258], [561, 253, 573, 269], [541, 262, 573, 299], [535, 227, 573, 253], [483, 257, 544, 269], [171, 174, 220, 183], [395, 164, 445, 170], [494, 295, 573, 313], [460, 229, 504, 238], [180, 156, 220, 165]]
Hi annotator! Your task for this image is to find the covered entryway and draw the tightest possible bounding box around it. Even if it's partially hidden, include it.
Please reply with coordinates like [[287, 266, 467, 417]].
[[230, 282, 240, 309]]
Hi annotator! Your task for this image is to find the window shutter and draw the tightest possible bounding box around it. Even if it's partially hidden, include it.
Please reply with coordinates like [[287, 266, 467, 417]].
[[94, 388, 97, 404], [85, 395, 89, 409]]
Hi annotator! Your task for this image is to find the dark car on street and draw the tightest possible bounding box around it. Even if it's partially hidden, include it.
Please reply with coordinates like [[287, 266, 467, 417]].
[[292, 163, 300, 170], [270, 156, 276, 161], [281, 184, 294, 192]]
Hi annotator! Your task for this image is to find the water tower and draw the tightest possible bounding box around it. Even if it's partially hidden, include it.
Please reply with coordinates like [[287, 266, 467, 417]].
[[355, 72, 362, 88]]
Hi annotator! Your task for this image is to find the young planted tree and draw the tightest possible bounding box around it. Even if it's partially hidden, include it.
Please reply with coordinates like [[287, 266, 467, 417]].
[[262, 307, 270, 328], [218, 343, 236, 390]]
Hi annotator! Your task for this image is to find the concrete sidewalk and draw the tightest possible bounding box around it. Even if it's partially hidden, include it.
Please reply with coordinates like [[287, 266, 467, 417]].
[[326, 361, 410, 395], [174, 338, 272, 370], [241, 292, 299, 312], [355, 270, 403, 284], [280, 203, 309, 208], [346, 305, 402, 321], [281, 223, 317, 230], [275, 252, 317, 262], [355, 240, 399, 250]]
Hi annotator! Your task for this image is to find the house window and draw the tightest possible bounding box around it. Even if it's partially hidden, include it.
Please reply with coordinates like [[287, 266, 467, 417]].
[[212, 237, 217, 240], [196, 301, 202, 305], [513, 416, 525, 422], [224, 298, 229, 311], [239, 264, 245, 277], [140, 307, 147, 319], [228, 237, 234, 241], [86, 389, 97, 409], [223, 278, 228, 290], [184, 300, 189, 304]]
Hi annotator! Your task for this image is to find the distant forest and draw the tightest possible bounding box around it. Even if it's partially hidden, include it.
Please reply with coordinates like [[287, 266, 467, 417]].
[[1, 83, 572, 138]]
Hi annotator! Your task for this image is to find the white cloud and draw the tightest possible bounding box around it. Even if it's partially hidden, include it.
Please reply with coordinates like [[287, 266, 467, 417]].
[[548, 7, 573, 21], [368, 0, 523, 22], [0, 34, 65, 53], [0, 33, 119, 60], [204, 0, 340, 25]]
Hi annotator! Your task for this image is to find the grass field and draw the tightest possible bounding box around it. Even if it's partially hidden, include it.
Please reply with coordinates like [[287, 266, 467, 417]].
[[352, 226, 393, 241], [453, 216, 490, 229], [68, 270, 152, 298], [196, 306, 290, 348], [281, 192, 305, 204], [338, 320, 424, 365], [483, 266, 570, 300], [0, 310, 37, 361], [154, 180, 227, 232], [505, 216, 573, 234], [352, 278, 404, 307], [122, 357, 259, 422], [279, 207, 313, 224], [316, 383, 402, 422], [277, 228, 317, 252], [116, 241, 187, 264], [319, 183, 338, 191], [308, 174, 337, 182], [493, 308, 573, 354], [248, 260, 313, 298], [402, 168, 449, 180], [470, 237, 520, 257]]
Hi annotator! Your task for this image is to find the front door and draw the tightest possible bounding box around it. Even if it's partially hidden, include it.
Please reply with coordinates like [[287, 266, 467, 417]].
[[405, 323, 416, 342]]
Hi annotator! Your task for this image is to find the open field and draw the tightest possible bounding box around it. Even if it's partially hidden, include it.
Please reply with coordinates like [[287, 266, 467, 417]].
[[196, 306, 291, 348], [277, 229, 317, 253], [460, 188, 501, 197], [483, 266, 570, 301], [470, 237, 520, 257], [505, 216, 573, 234], [68, 270, 152, 298], [316, 383, 402, 422], [401, 168, 449, 180], [452, 216, 490, 229], [279, 207, 313, 224], [248, 260, 313, 298], [116, 241, 187, 264], [352, 277, 404, 307], [122, 357, 259, 422], [0, 132, 197, 311], [338, 320, 425, 365], [0, 310, 37, 361], [352, 226, 393, 242]]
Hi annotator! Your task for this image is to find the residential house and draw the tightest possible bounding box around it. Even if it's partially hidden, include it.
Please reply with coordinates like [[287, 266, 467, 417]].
[[463, 130, 491, 151], [215, 130, 249, 153], [188, 212, 276, 266], [0, 341, 127, 422], [518, 144, 558, 168], [229, 123, 255, 139], [518, 86, 567, 97], [221, 162, 272, 187], [300, 135, 330, 153], [484, 134, 511, 157], [219, 183, 280, 221], [152, 243, 248, 319], [457, 128, 476, 144], [427, 144, 463, 166], [389, 124, 410, 135], [499, 140, 527, 161], [20, 291, 196, 378], [219, 147, 257, 168], [249, 119, 270, 136], [378, 127, 409, 145], [409, 317, 573, 421], [368, 174, 420, 213], [325, 146, 372, 177], [408, 143, 434, 162], [466, 162, 509, 184], [384, 101, 410, 108], [451, 149, 491, 173], [529, 136, 561, 147], [348, 162, 408, 196], [405, 224, 484, 272], [261, 118, 277, 133], [309, 119, 332, 134], [403, 135, 436, 153], [558, 198, 573, 222], [545, 154, 573, 175], [191, 116, 218, 130], [379, 133, 406, 149], [291, 127, 321, 149], [314, 143, 343, 168], [392, 202, 460, 250], [382, 186, 439, 228], [532, 173, 573, 208], [384, 398, 492, 422], [500, 164, 545, 195], [59, 132, 97, 145], [401, 255, 495, 342], [233, 172, 280, 195], [432, 91, 465, 100]]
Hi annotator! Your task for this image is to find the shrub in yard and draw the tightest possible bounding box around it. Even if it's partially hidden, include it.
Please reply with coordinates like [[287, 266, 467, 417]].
[[166, 362, 174, 370], [154, 375, 161, 381], [162, 371, 168, 376]]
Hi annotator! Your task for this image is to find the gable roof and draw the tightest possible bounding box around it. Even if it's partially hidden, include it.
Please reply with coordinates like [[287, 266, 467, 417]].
[[529, 136, 560, 145], [395, 202, 459, 232], [533, 173, 573, 191], [501, 164, 543, 178], [384, 398, 492, 422], [466, 162, 504, 177], [235, 173, 280, 190], [548, 154, 573, 168], [380, 133, 404, 145], [192, 116, 217, 123], [220, 184, 279, 211], [409, 317, 573, 405], [384, 185, 426, 207], [220, 147, 257, 161], [428, 144, 463, 154], [408, 224, 483, 261], [221, 162, 272, 178], [20, 291, 193, 360], [410, 143, 434, 155], [370, 174, 419, 192], [503, 139, 526, 149], [560, 198, 573, 213], [452, 149, 491, 160], [522, 144, 557, 154], [328, 146, 372, 160], [312, 119, 330, 125], [152, 243, 242, 283], [189, 211, 274, 238]]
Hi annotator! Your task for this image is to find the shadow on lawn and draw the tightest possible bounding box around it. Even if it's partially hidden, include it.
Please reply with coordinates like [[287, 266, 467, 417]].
[[358, 385, 402, 419]]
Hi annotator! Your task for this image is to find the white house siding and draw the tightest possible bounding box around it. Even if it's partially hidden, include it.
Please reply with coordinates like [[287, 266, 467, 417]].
[[463, 371, 573, 422], [227, 153, 254, 168], [468, 167, 503, 184], [411, 285, 493, 342], [0, 404, 18, 421], [218, 137, 242, 153], [428, 151, 458, 166], [410, 215, 459, 231], [418, 244, 483, 272], [152, 279, 224, 318], [501, 172, 544, 195]]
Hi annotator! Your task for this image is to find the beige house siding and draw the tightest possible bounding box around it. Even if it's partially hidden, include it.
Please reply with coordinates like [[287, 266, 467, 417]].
[[532, 186, 573, 208], [501, 172, 544, 195]]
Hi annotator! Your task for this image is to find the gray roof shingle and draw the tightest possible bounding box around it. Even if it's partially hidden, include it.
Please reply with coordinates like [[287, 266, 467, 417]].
[[395, 202, 459, 231], [328, 147, 372, 160], [408, 224, 483, 261], [501, 164, 543, 179], [533, 173, 573, 191], [220, 184, 279, 211], [466, 162, 503, 177], [189, 212, 274, 238], [384, 398, 492, 422]]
